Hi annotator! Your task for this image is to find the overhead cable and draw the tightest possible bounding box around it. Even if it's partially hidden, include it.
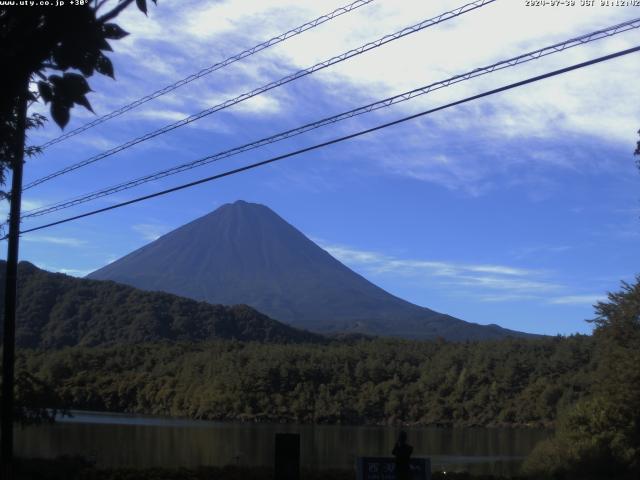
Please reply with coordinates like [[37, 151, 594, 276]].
[[13, 44, 640, 238], [23, 0, 497, 191], [36, 0, 377, 150], [21, 17, 640, 219]]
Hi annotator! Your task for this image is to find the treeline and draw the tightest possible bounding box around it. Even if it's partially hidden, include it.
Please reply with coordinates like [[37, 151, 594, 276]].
[[17, 334, 594, 427]]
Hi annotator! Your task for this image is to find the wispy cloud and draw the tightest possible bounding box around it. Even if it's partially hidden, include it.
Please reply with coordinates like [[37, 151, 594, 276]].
[[477, 293, 538, 303], [133, 109, 191, 122], [236, 95, 282, 115], [453, 275, 560, 293], [72, 134, 120, 151], [22, 199, 44, 210], [47, 0, 638, 200], [549, 294, 605, 306], [132, 223, 168, 241], [510, 244, 572, 260], [23, 236, 87, 247], [0, 198, 44, 219], [57, 268, 95, 277], [32, 262, 95, 278], [105, 254, 120, 265], [322, 243, 561, 299]]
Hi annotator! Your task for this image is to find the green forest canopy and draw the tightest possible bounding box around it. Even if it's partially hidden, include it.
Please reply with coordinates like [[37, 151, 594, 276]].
[[17, 334, 594, 428]]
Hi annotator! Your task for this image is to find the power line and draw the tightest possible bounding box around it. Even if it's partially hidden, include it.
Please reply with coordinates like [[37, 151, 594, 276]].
[[21, 17, 640, 220], [36, 0, 376, 150], [23, 0, 497, 191], [13, 45, 640, 239]]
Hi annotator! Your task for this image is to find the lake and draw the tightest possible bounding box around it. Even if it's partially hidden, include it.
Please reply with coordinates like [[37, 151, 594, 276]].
[[15, 411, 551, 476]]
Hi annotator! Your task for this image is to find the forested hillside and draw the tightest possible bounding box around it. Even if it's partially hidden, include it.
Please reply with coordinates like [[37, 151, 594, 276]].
[[0, 261, 599, 429], [0, 261, 323, 347], [18, 335, 594, 427]]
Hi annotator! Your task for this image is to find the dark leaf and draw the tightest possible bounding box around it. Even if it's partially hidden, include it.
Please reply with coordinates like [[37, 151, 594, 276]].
[[52, 47, 72, 71], [75, 95, 94, 113], [99, 38, 113, 52], [51, 102, 70, 129], [95, 53, 115, 79], [136, 0, 147, 15], [48, 74, 64, 87], [62, 73, 91, 96], [76, 52, 97, 76], [102, 23, 129, 40], [51, 37, 94, 72]]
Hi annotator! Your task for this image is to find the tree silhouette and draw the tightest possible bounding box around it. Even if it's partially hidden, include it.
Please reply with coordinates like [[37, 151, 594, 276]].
[[1, 1, 157, 476], [525, 277, 640, 479], [0, 0, 157, 186]]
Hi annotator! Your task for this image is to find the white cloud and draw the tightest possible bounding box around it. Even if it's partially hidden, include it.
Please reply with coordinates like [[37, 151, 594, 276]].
[[236, 0, 640, 145], [510, 244, 573, 260], [28, 0, 639, 197], [133, 109, 192, 122], [323, 244, 386, 264], [321, 242, 560, 297], [466, 265, 533, 276], [23, 236, 87, 247], [22, 199, 45, 211], [56, 268, 95, 277], [105, 254, 120, 265], [104, 0, 640, 146], [72, 135, 121, 151], [32, 261, 94, 277], [322, 242, 620, 309], [454, 274, 560, 293], [477, 293, 538, 303], [230, 94, 283, 115], [132, 223, 168, 241], [549, 294, 605, 305], [0, 198, 44, 218], [372, 147, 495, 196]]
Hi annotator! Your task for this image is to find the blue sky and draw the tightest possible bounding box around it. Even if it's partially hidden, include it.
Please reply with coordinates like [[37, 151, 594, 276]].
[[4, 0, 640, 335]]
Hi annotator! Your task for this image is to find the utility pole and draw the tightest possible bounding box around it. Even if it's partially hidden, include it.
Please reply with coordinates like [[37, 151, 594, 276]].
[[1, 79, 28, 480]]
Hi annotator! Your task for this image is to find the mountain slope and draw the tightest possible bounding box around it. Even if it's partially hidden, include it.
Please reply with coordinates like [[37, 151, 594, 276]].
[[0, 261, 323, 348], [88, 200, 531, 340]]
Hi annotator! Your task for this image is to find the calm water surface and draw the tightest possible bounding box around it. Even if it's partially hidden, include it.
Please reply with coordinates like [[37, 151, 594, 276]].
[[15, 411, 551, 476]]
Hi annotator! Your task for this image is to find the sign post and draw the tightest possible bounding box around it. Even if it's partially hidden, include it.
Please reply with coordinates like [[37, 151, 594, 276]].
[[275, 433, 300, 480]]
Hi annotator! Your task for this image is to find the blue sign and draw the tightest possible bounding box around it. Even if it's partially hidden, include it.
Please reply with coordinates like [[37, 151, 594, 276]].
[[356, 457, 431, 480]]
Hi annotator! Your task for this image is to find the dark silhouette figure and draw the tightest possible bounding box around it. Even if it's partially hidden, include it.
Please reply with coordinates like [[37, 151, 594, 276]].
[[392, 430, 413, 480]]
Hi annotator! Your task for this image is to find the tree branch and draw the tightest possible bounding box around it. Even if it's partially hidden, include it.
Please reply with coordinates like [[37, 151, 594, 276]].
[[95, 0, 109, 13], [97, 0, 136, 23]]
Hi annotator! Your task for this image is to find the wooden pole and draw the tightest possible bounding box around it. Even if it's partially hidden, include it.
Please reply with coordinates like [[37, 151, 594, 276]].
[[1, 79, 28, 480]]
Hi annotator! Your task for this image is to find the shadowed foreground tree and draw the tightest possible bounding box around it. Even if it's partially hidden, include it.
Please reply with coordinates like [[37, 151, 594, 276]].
[[0, 368, 67, 425], [524, 277, 640, 479], [1, 0, 157, 476], [0, 0, 157, 180]]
